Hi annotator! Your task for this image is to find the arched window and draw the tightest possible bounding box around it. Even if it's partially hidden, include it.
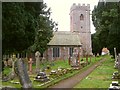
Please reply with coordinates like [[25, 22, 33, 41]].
[[80, 14, 84, 20]]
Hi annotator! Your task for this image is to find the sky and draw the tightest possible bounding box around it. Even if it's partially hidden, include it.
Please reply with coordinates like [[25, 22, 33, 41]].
[[43, 0, 99, 34]]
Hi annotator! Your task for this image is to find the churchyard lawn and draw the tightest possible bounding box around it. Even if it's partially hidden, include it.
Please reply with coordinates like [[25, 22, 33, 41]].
[[74, 55, 116, 88], [2, 56, 103, 88]]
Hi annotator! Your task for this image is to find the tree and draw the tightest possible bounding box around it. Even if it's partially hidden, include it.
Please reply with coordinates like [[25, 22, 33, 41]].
[[2, 2, 35, 54], [92, 33, 102, 55], [92, 1, 120, 55], [2, 2, 57, 55], [27, 3, 58, 54]]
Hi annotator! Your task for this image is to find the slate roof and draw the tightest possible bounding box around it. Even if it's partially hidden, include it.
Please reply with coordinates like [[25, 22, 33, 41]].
[[48, 31, 82, 46]]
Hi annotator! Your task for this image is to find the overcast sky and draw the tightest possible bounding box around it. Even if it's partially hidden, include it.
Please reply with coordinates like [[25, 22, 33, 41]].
[[43, 0, 99, 34]]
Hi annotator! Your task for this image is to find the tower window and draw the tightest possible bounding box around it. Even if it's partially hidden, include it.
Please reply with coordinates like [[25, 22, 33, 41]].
[[80, 14, 84, 20], [81, 26, 83, 28]]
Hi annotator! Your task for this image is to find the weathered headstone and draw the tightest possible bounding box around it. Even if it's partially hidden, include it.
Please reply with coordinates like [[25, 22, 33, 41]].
[[12, 54, 16, 72], [9, 54, 17, 79], [71, 48, 80, 69], [114, 47, 117, 61], [71, 49, 78, 66], [42, 57, 45, 63], [28, 58, 33, 74], [96, 53, 99, 57], [118, 53, 120, 73], [17, 53, 20, 58], [14, 58, 32, 88], [35, 51, 41, 73]]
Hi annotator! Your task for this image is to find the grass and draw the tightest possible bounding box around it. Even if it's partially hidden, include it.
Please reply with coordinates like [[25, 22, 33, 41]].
[[74, 55, 116, 88], [2, 56, 103, 88]]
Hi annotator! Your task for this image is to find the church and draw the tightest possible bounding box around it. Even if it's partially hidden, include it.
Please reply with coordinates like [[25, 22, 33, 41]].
[[43, 3, 92, 61]]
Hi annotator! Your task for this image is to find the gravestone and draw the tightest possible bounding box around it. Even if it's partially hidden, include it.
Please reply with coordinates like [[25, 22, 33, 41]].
[[118, 53, 120, 73], [114, 48, 117, 61], [42, 57, 46, 63], [35, 51, 41, 73], [28, 58, 33, 74], [7, 58, 12, 67], [9, 54, 17, 80], [114, 58, 118, 69], [96, 53, 99, 57], [71, 48, 80, 69], [71, 48, 77, 66], [14, 58, 32, 88]]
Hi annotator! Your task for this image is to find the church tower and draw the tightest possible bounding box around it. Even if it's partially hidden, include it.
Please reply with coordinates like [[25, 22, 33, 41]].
[[70, 3, 92, 55]]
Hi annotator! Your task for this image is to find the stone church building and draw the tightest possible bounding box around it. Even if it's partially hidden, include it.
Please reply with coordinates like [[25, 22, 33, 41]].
[[43, 3, 92, 60]]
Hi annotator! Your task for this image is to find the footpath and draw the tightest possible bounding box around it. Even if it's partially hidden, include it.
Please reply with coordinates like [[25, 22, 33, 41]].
[[49, 58, 106, 88]]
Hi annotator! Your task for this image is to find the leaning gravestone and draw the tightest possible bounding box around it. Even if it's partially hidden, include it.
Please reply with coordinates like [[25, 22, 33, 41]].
[[35, 51, 41, 74], [14, 58, 32, 88]]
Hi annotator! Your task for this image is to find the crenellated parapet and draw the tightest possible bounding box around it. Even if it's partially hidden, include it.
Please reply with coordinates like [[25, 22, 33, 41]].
[[70, 3, 90, 12]]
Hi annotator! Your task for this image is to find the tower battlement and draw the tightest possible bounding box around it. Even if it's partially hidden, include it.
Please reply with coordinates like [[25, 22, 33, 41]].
[[70, 3, 90, 12]]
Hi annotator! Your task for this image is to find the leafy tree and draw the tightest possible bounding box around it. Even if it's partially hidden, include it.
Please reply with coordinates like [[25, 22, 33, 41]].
[[92, 33, 102, 55], [27, 3, 58, 54], [2, 2, 57, 55], [92, 1, 120, 55]]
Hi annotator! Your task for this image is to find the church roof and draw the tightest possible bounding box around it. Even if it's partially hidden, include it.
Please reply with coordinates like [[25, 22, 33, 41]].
[[48, 31, 82, 46]]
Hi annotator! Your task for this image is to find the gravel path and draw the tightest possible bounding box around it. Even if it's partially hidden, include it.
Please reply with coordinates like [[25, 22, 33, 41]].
[[49, 58, 106, 88]]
